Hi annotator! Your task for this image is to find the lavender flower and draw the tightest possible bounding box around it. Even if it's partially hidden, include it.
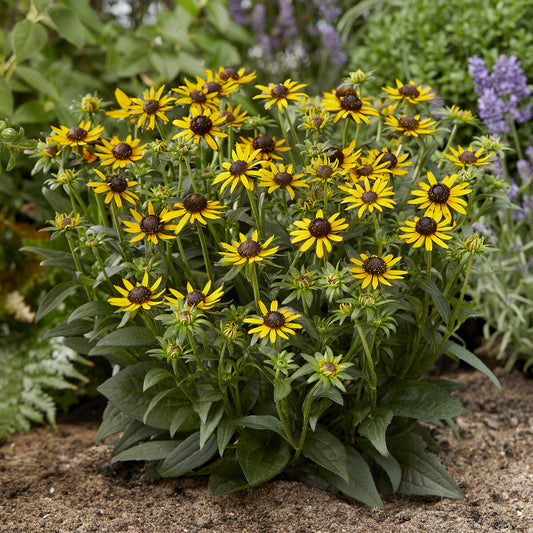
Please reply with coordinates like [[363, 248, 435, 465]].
[[228, 0, 249, 26], [317, 21, 347, 66]]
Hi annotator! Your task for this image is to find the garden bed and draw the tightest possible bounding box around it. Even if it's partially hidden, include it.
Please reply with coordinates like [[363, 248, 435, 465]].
[[1, 365, 532, 533]]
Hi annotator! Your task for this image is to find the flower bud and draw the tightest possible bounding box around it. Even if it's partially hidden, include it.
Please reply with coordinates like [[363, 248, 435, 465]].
[[463, 233, 484, 252]]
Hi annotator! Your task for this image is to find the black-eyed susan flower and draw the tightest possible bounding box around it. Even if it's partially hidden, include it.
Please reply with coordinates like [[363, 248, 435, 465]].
[[173, 193, 227, 234], [219, 103, 248, 129], [172, 78, 219, 113], [408, 171, 472, 222], [257, 161, 308, 200], [254, 79, 308, 110], [306, 154, 344, 184], [122, 201, 177, 244], [243, 300, 302, 344], [86, 169, 139, 208], [216, 66, 257, 86], [128, 85, 175, 130], [301, 104, 330, 133], [382, 79, 435, 105], [105, 88, 133, 120], [238, 134, 291, 161], [398, 215, 454, 251], [290, 209, 349, 259], [349, 253, 407, 290], [212, 143, 263, 192], [50, 120, 104, 147], [339, 177, 396, 218], [108, 272, 164, 312], [384, 114, 437, 137], [370, 146, 413, 176], [172, 109, 227, 151], [219, 230, 279, 265], [324, 140, 361, 174], [295, 347, 353, 392], [167, 280, 224, 311], [95, 135, 147, 169], [54, 212, 80, 231], [446, 105, 475, 124], [442, 144, 493, 168], [346, 151, 391, 183], [201, 69, 238, 96], [321, 87, 379, 124]]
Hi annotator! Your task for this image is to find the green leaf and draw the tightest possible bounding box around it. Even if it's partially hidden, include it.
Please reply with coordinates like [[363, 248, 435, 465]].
[[42, 186, 73, 212], [381, 379, 465, 419], [444, 339, 502, 392], [358, 407, 393, 458], [92, 327, 155, 353], [142, 388, 175, 424], [35, 281, 81, 322], [233, 415, 286, 441], [392, 432, 464, 499], [14, 65, 59, 99], [58, 0, 103, 34], [46, 5, 85, 47], [13, 20, 48, 62], [417, 278, 451, 323], [68, 301, 112, 323], [216, 418, 235, 457], [170, 407, 193, 438], [150, 49, 181, 81], [0, 75, 14, 116], [158, 432, 217, 477], [208, 457, 250, 496], [42, 319, 94, 339], [200, 404, 224, 449], [237, 430, 290, 486], [273, 378, 291, 402], [112, 419, 163, 456], [111, 440, 180, 464], [143, 367, 174, 392], [302, 427, 349, 482], [96, 402, 131, 443], [321, 447, 384, 508], [359, 440, 403, 492]]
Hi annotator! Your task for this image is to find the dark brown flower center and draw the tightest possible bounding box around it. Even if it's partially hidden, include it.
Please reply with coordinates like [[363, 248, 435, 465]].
[[361, 191, 378, 204], [340, 94, 363, 112], [128, 286, 151, 304], [183, 193, 208, 213], [112, 142, 133, 160], [203, 81, 222, 94], [458, 150, 478, 164], [312, 117, 324, 128], [398, 116, 419, 131], [308, 218, 332, 238], [358, 165, 374, 177], [67, 126, 88, 141], [237, 239, 261, 257], [219, 68, 238, 81], [106, 174, 128, 193], [399, 84, 420, 98], [184, 290, 205, 306], [140, 214, 161, 235], [363, 256, 387, 275], [143, 99, 160, 114], [322, 362, 337, 374], [326, 147, 343, 165], [220, 111, 235, 124], [415, 216, 437, 235], [274, 171, 293, 186], [316, 165, 333, 180], [190, 115, 213, 135], [263, 311, 285, 329], [271, 84, 289, 98], [60, 217, 72, 227], [229, 160, 248, 175], [253, 135, 275, 152], [428, 183, 450, 204], [190, 90, 207, 103], [378, 151, 397, 169]]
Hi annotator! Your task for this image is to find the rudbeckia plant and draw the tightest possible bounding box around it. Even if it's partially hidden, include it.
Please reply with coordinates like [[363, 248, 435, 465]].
[[25, 67, 503, 508]]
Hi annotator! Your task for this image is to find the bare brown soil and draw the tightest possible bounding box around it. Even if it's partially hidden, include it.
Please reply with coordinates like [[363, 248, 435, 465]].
[[1, 366, 532, 533]]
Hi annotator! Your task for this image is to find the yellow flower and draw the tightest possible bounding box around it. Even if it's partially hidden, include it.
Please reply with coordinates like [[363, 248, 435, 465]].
[[219, 103, 248, 129], [128, 85, 175, 130], [408, 171, 472, 222], [216, 66, 257, 86], [122, 201, 177, 244], [339, 177, 396, 218], [243, 300, 302, 344], [50, 120, 104, 147], [237, 134, 291, 161], [257, 161, 308, 200], [86, 168, 139, 208], [213, 143, 264, 192], [254, 79, 308, 110], [54, 212, 80, 230], [201, 68, 239, 96], [105, 88, 133, 120], [219, 230, 279, 265], [321, 87, 379, 124], [306, 154, 344, 184], [324, 139, 361, 174], [172, 109, 227, 151], [382, 79, 435, 105], [290, 209, 349, 259], [167, 280, 223, 311], [349, 253, 407, 290], [346, 151, 391, 183], [172, 78, 220, 113], [95, 134, 147, 169], [384, 114, 437, 137], [301, 104, 330, 132], [173, 193, 227, 234], [398, 215, 454, 251], [442, 144, 493, 168], [369, 146, 413, 176], [108, 272, 164, 312]]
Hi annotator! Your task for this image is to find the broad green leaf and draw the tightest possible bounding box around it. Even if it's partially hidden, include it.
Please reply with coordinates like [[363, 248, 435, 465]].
[[143, 367, 174, 392], [112, 419, 163, 456], [358, 407, 393, 458], [14, 65, 59, 99], [273, 379, 291, 402], [93, 327, 155, 349], [35, 281, 81, 322], [321, 447, 384, 508], [13, 20, 48, 62], [237, 430, 290, 486], [68, 301, 112, 323], [62, 336, 94, 355], [216, 418, 235, 457], [21, 246, 71, 261], [46, 5, 85, 47], [58, 0, 103, 33], [170, 407, 193, 438], [42, 186, 73, 213], [392, 432, 464, 499], [233, 415, 286, 440], [43, 319, 94, 339], [417, 278, 451, 323], [96, 402, 130, 443], [359, 440, 403, 492], [158, 432, 217, 477], [302, 427, 349, 482], [142, 388, 175, 424], [380, 379, 464, 420], [208, 457, 250, 496], [0, 75, 13, 116], [111, 440, 179, 464], [150, 50, 181, 81], [200, 404, 224, 449]]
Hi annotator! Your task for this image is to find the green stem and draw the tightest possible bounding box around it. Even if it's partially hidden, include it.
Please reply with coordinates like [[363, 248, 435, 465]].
[[277, 108, 297, 167], [343, 118, 350, 147], [251, 262, 261, 309], [196, 224, 213, 282], [356, 323, 377, 408], [93, 248, 114, 291], [276, 398, 299, 450], [184, 158, 199, 193], [510, 120, 524, 160], [110, 201, 128, 260], [246, 188, 264, 237], [187, 330, 210, 378], [292, 382, 321, 460]]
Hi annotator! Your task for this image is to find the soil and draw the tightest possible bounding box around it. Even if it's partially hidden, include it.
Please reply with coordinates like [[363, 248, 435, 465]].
[[1, 365, 532, 533]]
